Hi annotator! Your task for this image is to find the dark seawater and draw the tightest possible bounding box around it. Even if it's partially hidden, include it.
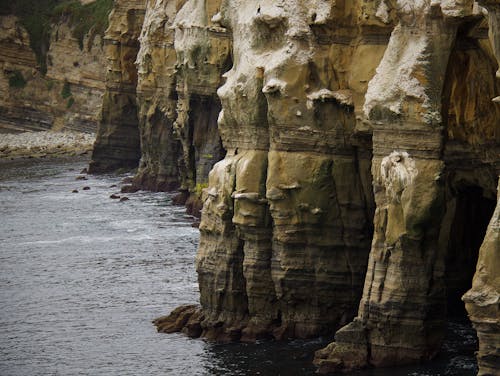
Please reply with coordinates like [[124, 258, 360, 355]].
[[0, 157, 478, 375]]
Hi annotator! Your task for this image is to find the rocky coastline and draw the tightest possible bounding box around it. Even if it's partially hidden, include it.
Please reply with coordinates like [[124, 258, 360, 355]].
[[1, 0, 499, 375], [0, 130, 95, 160]]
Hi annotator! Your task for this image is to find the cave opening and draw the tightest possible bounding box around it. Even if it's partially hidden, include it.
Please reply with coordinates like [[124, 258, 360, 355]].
[[444, 185, 496, 319], [439, 184, 496, 366]]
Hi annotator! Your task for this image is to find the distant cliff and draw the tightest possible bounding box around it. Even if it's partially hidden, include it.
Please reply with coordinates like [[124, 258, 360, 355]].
[[0, 0, 113, 133]]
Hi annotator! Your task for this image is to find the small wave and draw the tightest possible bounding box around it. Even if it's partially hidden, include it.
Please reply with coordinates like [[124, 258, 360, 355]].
[[18, 234, 153, 245]]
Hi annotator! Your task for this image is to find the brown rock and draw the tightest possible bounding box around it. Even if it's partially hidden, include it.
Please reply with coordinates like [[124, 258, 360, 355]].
[[120, 185, 140, 194], [153, 305, 203, 335], [463, 178, 500, 376], [84, 1, 500, 374], [88, 0, 146, 173], [0, 12, 107, 134], [314, 1, 500, 373]]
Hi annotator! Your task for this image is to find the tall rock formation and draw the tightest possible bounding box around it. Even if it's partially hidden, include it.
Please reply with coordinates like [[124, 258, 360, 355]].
[[156, 0, 395, 341], [153, 1, 499, 375], [314, 0, 500, 373], [462, 2, 500, 375], [78, 0, 499, 373], [172, 0, 230, 211], [132, 0, 229, 208], [91, 0, 228, 215], [89, 0, 146, 172], [133, 0, 184, 191], [463, 179, 500, 376]]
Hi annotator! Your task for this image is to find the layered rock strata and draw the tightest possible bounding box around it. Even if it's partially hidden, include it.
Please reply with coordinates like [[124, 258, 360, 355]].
[[0, 14, 106, 133], [83, 0, 499, 373], [153, 1, 500, 375], [462, 2, 500, 375], [89, 0, 146, 173], [132, 0, 229, 206], [156, 0, 397, 341], [314, 0, 500, 373], [133, 0, 183, 191], [92, 0, 228, 214], [171, 0, 230, 211]]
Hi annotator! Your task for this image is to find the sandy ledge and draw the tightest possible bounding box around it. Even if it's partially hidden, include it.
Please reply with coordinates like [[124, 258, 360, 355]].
[[0, 131, 96, 160]]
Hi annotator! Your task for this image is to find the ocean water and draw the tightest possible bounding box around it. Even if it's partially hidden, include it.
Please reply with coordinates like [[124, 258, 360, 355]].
[[0, 157, 478, 375]]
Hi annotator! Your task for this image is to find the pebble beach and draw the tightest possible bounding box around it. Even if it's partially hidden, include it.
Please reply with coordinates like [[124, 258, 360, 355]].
[[0, 131, 96, 160]]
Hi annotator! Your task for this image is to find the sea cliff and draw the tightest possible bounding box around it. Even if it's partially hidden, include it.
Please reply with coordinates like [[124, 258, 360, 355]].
[[6, 0, 498, 374]]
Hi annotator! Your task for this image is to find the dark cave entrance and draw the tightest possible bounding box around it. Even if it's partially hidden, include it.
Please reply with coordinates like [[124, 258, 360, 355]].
[[444, 185, 496, 319], [438, 184, 495, 367]]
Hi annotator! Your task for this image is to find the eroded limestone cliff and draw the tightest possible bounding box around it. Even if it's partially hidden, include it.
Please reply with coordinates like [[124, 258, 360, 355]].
[[88, 0, 146, 172], [147, 0, 499, 374], [89, 0, 229, 214], [155, 0, 393, 340], [314, 0, 500, 373], [132, 0, 230, 209]]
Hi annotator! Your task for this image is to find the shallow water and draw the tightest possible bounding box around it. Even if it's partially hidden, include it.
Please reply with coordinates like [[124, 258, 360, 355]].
[[0, 157, 478, 375]]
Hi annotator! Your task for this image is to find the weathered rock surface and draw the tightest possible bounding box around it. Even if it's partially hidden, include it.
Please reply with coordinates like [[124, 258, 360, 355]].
[[61, 0, 497, 373], [147, 1, 500, 375], [132, 0, 229, 206], [462, 3, 500, 376], [156, 0, 396, 341], [132, 0, 182, 191], [88, 0, 146, 173], [463, 178, 500, 376], [90, 0, 228, 216], [172, 0, 229, 213], [0, 11, 107, 134], [314, 0, 500, 373]]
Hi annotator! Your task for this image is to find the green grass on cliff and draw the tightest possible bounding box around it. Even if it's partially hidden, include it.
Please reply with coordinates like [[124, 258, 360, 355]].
[[52, 0, 113, 50], [0, 0, 113, 74], [61, 79, 72, 98], [1, 0, 60, 74], [8, 70, 27, 88]]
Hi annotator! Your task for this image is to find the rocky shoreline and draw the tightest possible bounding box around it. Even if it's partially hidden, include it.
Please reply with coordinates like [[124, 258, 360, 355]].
[[0, 131, 95, 160]]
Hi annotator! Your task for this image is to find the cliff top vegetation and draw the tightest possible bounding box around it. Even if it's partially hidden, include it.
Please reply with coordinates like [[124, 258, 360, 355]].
[[0, 0, 113, 74]]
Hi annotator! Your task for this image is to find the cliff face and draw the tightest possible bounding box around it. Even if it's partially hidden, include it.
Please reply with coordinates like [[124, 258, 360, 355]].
[[0, 14, 106, 133], [90, 0, 228, 212], [172, 0, 230, 211], [132, 0, 229, 204], [192, 0, 390, 341], [155, 0, 395, 340], [88, 0, 146, 173], [149, 0, 499, 374], [314, 0, 500, 373], [462, 2, 500, 375], [132, 0, 182, 191], [463, 179, 500, 376]]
